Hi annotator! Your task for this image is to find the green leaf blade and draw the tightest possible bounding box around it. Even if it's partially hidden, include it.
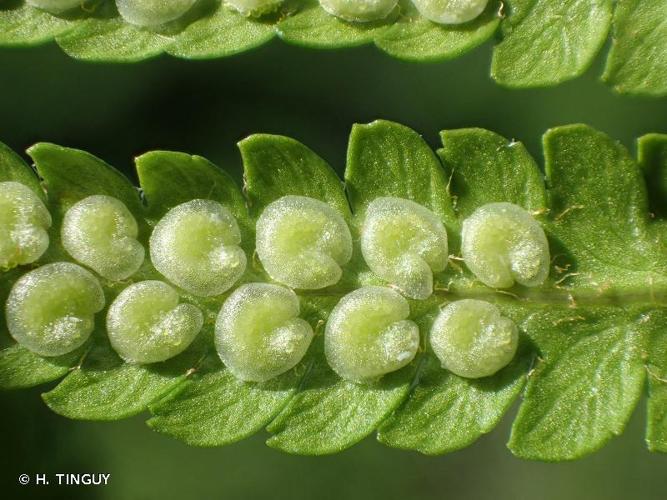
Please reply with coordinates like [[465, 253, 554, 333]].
[[42, 334, 208, 421], [602, 0, 667, 97], [147, 296, 329, 447], [267, 353, 417, 454], [345, 120, 454, 221], [54, 2, 173, 63], [148, 362, 303, 447], [265, 295, 417, 455], [167, 3, 275, 59], [379, 301, 530, 456], [543, 124, 667, 292], [375, 0, 500, 62], [0, 344, 81, 390], [646, 310, 667, 452], [437, 128, 547, 219], [491, 0, 613, 88], [240, 133, 350, 218], [267, 294, 439, 455], [136, 151, 247, 222], [0, 140, 44, 199], [0, 1, 79, 46], [28, 142, 143, 217], [378, 349, 527, 455], [277, 0, 390, 49], [27, 142, 147, 265], [508, 308, 648, 461]]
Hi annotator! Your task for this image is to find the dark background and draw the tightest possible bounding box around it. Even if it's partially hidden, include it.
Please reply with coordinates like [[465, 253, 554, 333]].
[[2, 37, 667, 499]]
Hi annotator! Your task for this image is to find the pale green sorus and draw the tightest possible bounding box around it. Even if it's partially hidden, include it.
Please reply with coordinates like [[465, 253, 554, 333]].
[[225, 0, 285, 17], [61, 194, 145, 281], [25, 0, 83, 14], [461, 202, 550, 288], [361, 196, 448, 300], [215, 283, 314, 382], [255, 195, 353, 290], [319, 0, 398, 22], [115, 0, 199, 27], [107, 280, 204, 364], [6, 262, 105, 357], [150, 199, 246, 297], [0, 181, 52, 270], [325, 286, 420, 383], [411, 0, 490, 25], [430, 299, 518, 378]]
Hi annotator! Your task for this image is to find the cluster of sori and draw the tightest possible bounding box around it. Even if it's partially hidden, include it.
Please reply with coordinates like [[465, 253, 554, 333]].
[[319, 0, 489, 23], [24, 0, 490, 27], [25, 0, 203, 26], [2, 179, 550, 384]]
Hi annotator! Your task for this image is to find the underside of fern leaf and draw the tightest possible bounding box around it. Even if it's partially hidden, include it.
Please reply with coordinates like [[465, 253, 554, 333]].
[[1, 121, 667, 461], [0, 0, 666, 95]]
